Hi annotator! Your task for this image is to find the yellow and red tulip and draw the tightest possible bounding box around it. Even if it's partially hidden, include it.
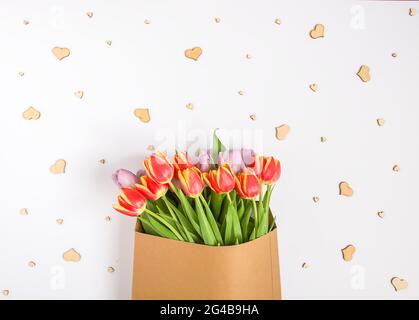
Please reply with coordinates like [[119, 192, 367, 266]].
[[173, 151, 194, 171], [261, 156, 281, 184], [112, 188, 146, 217], [143, 151, 174, 184], [177, 167, 205, 197], [235, 168, 261, 199], [203, 163, 236, 194], [135, 175, 169, 201]]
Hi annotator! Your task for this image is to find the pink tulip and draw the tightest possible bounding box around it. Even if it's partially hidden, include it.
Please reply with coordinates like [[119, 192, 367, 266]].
[[218, 149, 256, 174], [112, 169, 139, 188]]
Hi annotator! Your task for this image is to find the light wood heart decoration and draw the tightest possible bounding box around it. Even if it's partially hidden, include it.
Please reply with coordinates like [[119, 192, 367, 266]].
[[134, 108, 151, 123], [50, 159, 66, 174], [357, 65, 370, 82], [391, 277, 408, 291], [22, 106, 41, 120], [63, 248, 81, 262], [52, 47, 71, 60], [339, 181, 353, 197], [341, 245, 356, 262], [185, 47, 203, 61], [275, 124, 290, 140], [309, 83, 318, 92], [309, 24, 325, 39]]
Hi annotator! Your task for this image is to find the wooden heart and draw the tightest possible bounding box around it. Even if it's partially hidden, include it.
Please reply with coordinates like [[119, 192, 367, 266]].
[[339, 181, 353, 197], [134, 108, 150, 123], [309, 24, 324, 39], [52, 47, 71, 60], [185, 47, 203, 61], [22, 106, 40, 120], [357, 65, 370, 82], [63, 248, 81, 262], [341, 245, 356, 262], [50, 159, 66, 174], [391, 277, 408, 291]]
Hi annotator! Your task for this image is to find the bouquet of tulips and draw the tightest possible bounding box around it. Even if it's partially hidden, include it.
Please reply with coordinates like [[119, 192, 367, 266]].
[[112, 132, 281, 246]]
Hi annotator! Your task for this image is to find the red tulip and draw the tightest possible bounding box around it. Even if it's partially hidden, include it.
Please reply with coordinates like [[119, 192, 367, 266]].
[[143, 151, 174, 184], [203, 163, 235, 194], [135, 175, 169, 201], [261, 156, 281, 184], [248, 154, 263, 178], [113, 188, 146, 217], [173, 151, 194, 171], [235, 168, 261, 199], [177, 167, 205, 197]]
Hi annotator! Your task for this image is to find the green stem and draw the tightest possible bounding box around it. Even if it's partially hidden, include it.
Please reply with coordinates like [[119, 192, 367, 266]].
[[162, 195, 179, 223], [145, 208, 184, 241], [168, 181, 179, 197], [252, 199, 258, 229]]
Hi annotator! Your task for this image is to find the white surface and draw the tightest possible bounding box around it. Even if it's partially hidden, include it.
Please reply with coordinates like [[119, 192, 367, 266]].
[[1, 0, 418, 299]]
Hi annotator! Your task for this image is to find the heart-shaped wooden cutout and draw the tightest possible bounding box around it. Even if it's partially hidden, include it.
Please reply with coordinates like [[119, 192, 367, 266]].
[[134, 108, 150, 123], [391, 277, 408, 291], [63, 248, 81, 262], [275, 124, 290, 140], [52, 47, 71, 60], [341, 244, 356, 262], [86, 12, 93, 18], [50, 159, 66, 174], [22, 106, 41, 120], [409, 8, 416, 16], [309, 24, 324, 39], [309, 83, 318, 92], [74, 91, 84, 99], [185, 47, 203, 61], [357, 65, 370, 82], [339, 181, 353, 197]]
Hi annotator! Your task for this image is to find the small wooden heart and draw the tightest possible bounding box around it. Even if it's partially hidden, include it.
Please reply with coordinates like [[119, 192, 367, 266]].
[[357, 65, 370, 82], [50, 159, 66, 174], [63, 248, 81, 262], [339, 181, 353, 197], [309, 24, 324, 39], [86, 12, 93, 18], [185, 47, 203, 61], [74, 91, 84, 99], [52, 47, 71, 60], [391, 277, 408, 291], [134, 108, 150, 123], [22, 106, 41, 120], [309, 83, 318, 92], [341, 244, 356, 262], [409, 8, 416, 16], [377, 118, 385, 126], [275, 124, 290, 140]]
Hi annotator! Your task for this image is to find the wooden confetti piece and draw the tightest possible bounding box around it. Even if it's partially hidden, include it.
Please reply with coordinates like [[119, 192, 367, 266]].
[[409, 8, 416, 16], [391, 277, 408, 291], [105, 216, 111, 222], [106, 40, 112, 46], [86, 12, 93, 18], [302, 262, 309, 269], [238, 91, 244, 96], [313, 196, 320, 203], [246, 54, 252, 59], [74, 91, 84, 99], [50, 159, 66, 174], [357, 65, 370, 82], [2, 290, 10, 296], [184, 47, 203, 61], [99, 159, 106, 164], [23, 20, 29, 25], [391, 53, 397, 58], [393, 165, 400, 172], [52, 47, 71, 60], [377, 118, 385, 126], [144, 19, 151, 24], [377, 211, 385, 218], [249, 114, 256, 121], [28, 261, 36, 268], [214, 17, 221, 23], [18, 72, 25, 76], [275, 124, 290, 140], [134, 108, 150, 123], [56, 218, 64, 225], [147, 145, 155, 151], [341, 245, 356, 262], [274, 18, 281, 25], [339, 181, 353, 197], [63, 248, 81, 262], [320, 136, 327, 143], [309, 24, 324, 39], [107, 267, 115, 273], [20, 208, 28, 216], [309, 83, 318, 92], [22, 106, 41, 120], [186, 103, 194, 110]]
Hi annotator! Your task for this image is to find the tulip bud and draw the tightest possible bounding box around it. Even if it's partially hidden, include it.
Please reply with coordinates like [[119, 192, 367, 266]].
[[143, 151, 174, 184], [112, 169, 140, 188], [261, 156, 281, 184], [203, 163, 235, 194], [113, 188, 146, 217], [235, 168, 261, 199], [135, 176, 169, 201], [177, 167, 205, 198]]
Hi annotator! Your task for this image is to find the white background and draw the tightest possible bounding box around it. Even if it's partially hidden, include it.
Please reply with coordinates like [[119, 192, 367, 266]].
[[1, 0, 418, 300]]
